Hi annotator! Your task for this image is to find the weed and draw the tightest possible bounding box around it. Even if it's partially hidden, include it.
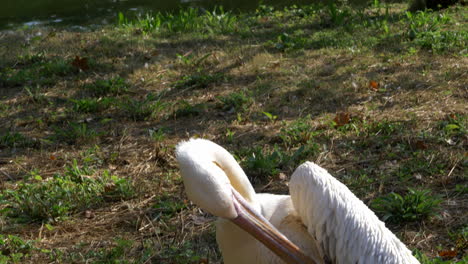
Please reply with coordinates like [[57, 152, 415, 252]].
[[366, 120, 404, 138], [0, 235, 37, 263], [174, 101, 207, 118], [176, 52, 211, 68], [406, 11, 466, 53], [279, 117, 318, 146], [120, 94, 166, 121], [371, 188, 442, 223], [80, 145, 104, 167], [119, 6, 239, 34], [414, 249, 466, 263], [262, 112, 278, 123], [23, 86, 48, 104], [174, 73, 223, 90], [2, 58, 73, 87], [271, 32, 307, 51], [0, 131, 32, 148], [52, 123, 101, 145], [225, 128, 235, 143], [153, 194, 187, 218], [217, 91, 252, 112], [83, 77, 129, 96], [326, 3, 351, 26], [240, 144, 318, 182], [438, 114, 466, 139], [1, 161, 133, 222], [159, 242, 202, 264], [148, 128, 166, 142], [40, 58, 74, 76], [241, 146, 282, 181], [71, 98, 113, 113]]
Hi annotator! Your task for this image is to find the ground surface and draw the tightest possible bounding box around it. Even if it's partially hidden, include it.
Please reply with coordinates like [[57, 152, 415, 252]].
[[0, 2, 467, 263]]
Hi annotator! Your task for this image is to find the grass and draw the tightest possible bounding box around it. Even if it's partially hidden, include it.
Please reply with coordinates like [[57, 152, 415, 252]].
[[0, 1, 466, 263], [371, 188, 443, 223], [1, 161, 133, 222]]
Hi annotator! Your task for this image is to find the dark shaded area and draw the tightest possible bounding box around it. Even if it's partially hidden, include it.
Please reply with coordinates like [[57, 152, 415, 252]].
[[0, 0, 322, 29]]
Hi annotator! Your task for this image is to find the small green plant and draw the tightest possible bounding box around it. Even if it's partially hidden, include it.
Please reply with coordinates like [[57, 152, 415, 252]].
[[371, 188, 442, 223], [0, 235, 37, 263], [83, 77, 129, 96], [120, 94, 166, 121], [120, 7, 239, 34], [174, 73, 223, 90], [326, 2, 351, 26], [0, 131, 31, 148], [262, 112, 278, 123], [271, 32, 307, 51], [52, 123, 100, 145], [1, 161, 133, 222], [174, 101, 206, 118], [148, 128, 166, 142], [405, 11, 465, 53], [71, 98, 113, 113], [153, 194, 187, 218], [159, 241, 202, 264], [414, 249, 465, 264], [218, 91, 252, 112], [241, 146, 282, 181], [438, 114, 466, 139], [279, 117, 316, 146], [24, 86, 48, 104], [366, 120, 404, 136], [40, 58, 74, 77], [225, 128, 235, 143]]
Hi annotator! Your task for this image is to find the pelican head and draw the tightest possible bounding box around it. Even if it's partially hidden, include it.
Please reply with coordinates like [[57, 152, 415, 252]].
[[176, 139, 315, 264], [176, 139, 240, 219]]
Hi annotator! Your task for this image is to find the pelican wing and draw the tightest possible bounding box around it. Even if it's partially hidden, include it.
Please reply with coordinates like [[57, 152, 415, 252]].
[[289, 162, 420, 264]]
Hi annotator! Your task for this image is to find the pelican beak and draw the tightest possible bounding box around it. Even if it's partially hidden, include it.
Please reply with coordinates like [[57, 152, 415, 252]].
[[230, 188, 320, 264]]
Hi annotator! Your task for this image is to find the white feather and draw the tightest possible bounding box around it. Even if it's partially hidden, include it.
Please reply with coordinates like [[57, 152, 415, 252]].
[[290, 162, 420, 264]]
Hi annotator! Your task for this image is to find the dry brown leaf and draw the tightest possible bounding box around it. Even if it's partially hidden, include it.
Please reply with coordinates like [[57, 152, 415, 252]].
[[438, 250, 457, 258], [71, 56, 89, 71], [334, 112, 351, 127], [414, 140, 428, 150], [369, 80, 379, 91]]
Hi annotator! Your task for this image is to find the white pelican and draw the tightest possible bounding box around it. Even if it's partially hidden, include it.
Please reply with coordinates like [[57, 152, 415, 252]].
[[176, 139, 420, 264]]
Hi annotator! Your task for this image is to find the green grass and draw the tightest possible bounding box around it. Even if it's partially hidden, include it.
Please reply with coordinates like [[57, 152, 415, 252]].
[[120, 94, 166, 121], [83, 77, 129, 96], [174, 100, 207, 118], [371, 188, 442, 223], [0, 235, 38, 263], [71, 98, 113, 113], [0, 132, 32, 148], [217, 91, 252, 112], [52, 123, 101, 145], [118, 6, 240, 35], [1, 161, 133, 222]]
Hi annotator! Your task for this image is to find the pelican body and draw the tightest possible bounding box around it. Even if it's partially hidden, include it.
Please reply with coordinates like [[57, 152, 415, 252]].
[[176, 139, 420, 264]]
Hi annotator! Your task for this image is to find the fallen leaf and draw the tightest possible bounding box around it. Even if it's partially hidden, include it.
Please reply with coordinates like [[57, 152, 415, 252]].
[[71, 56, 89, 71], [198, 258, 209, 264], [369, 80, 379, 91], [334, 112, 351, 127], [438, 250, 457, 258], [49, 155, 56, 160], [414, 140, 428, 150]]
